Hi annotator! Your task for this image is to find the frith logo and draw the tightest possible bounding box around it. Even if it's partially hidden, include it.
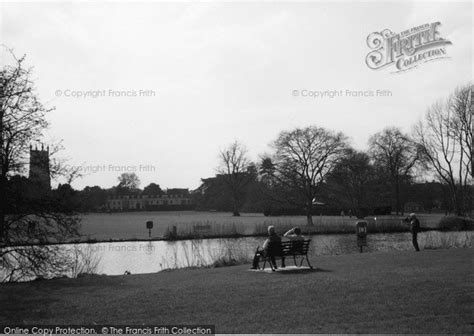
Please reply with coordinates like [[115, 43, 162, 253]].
[[366, 22, 452, 73]]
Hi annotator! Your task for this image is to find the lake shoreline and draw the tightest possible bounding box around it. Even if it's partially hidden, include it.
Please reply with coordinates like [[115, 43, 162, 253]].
[[0, 226, 460, 247]]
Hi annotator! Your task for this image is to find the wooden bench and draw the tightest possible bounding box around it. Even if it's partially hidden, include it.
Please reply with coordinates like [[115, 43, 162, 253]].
[[259, 239, 313, 271]]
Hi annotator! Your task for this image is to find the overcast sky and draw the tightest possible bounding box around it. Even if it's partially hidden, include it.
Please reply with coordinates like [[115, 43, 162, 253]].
[[1, 0, 472, 190]]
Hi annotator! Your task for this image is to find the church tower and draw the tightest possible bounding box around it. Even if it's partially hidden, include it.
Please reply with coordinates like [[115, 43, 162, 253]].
[[29, 144, 51, 190]]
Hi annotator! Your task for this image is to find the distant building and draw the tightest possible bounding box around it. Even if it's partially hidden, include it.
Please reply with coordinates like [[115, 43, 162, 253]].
[[107, 188, 194, 211], [29, 144, 51, 190], [404, 202, 423, 213]]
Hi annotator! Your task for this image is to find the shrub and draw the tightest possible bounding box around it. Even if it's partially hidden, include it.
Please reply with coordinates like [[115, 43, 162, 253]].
[[423, 231, 472, 249], [438, 216, 474, 231]]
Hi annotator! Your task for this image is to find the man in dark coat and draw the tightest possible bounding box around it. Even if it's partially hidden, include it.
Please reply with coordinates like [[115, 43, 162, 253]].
[[251, 225, 282, 269], [407, 213, 421, 251]]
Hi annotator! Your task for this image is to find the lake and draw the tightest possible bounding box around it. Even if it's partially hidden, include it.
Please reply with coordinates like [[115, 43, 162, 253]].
[[2, 231, 471, 282], [67, 230, 472, 276]]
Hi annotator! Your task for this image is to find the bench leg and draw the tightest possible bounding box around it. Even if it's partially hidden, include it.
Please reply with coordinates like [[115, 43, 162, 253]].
[[297, 255, 313, 269], [305, 255, 314, 269], [261, 258, 276, 271], [294, 255, 304, 267], [269, 257, 275, 271]]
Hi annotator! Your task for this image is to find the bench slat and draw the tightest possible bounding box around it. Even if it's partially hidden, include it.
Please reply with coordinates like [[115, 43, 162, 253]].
[[271, 239, 311, 257], [259, 239, 314, 271]]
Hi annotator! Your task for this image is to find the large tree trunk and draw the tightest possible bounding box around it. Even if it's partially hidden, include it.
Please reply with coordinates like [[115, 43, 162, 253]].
[[306, 200, 313, 226], [0, 177, 5, 243], [232, 195, 240, 217], [0, 108, 4, 242], [394, 177, 400, 215], [455, 187, 464, 217], [0, 210, 4, 242], [448, 184, 463, 217]]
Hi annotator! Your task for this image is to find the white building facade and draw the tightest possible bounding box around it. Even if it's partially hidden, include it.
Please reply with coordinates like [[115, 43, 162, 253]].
[[107, 191, 193, 211]]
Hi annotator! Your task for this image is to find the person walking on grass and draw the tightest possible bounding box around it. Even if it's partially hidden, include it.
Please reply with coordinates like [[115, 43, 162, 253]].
[[405, 213, 421, 251], [251, 225, 282, 270]]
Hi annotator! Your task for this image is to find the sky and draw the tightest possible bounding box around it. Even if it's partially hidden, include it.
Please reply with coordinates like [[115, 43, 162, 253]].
[[1, 0, 472, 190]]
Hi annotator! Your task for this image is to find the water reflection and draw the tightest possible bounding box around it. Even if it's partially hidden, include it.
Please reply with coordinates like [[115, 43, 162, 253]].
[[79, 231, 472, 276], [2, 231, 471, 281]]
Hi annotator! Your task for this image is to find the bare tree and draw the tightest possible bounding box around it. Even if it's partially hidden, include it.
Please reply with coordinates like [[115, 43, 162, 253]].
[[450, 85, 473, 178], [0, 48, 81, 282], [217, 141, 254, 216], [272, 126, 348, 225], [48, 141, 84, 185], [414, 84, 473, 216], [368, 127, 420, 215], [117, 172, 141, 191], [328, 149, 375, 215], [0, 48, 51, 240], [69, 245, 102, 278]]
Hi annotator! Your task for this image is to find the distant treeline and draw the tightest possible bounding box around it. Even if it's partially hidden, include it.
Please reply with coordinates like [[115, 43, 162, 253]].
[[5, 173, 470, 217], [261, 206, 392, 217], [193, 172, 466, 217]]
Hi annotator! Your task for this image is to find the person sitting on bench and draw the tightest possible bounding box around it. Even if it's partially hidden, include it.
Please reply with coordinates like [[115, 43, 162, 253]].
[[251, 225, 282, 270], [279, 227, 305, 268], [283, 227, 304, 241]]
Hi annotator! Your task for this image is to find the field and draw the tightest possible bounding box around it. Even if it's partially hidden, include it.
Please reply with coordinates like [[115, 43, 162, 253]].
[[1, 248, 472, 333], [78, 211, 445, 242]]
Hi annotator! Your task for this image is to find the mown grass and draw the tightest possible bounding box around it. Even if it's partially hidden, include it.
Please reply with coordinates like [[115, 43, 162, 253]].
[[1, 249, 472, 334]]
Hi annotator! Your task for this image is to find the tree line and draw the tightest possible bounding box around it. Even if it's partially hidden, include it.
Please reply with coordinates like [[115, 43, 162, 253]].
[[198, 84, 472, 225]]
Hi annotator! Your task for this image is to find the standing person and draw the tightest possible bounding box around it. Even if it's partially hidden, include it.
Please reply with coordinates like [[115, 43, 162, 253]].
[[406, 213, 421, 251], [251, 226, 282, 270]]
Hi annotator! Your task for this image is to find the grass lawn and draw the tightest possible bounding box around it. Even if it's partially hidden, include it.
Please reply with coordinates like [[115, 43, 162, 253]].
[[1, 248, 472, 334], [78, 211, 445, 242]]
